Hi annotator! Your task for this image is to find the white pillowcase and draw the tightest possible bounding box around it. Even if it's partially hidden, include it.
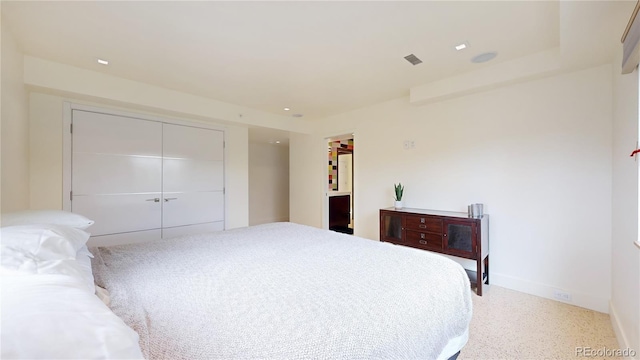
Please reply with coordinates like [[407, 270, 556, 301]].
[[1, 256, 96, 293], [1, 224, 90, 261], [75, 245, 96, 292], [1, 210, 94, 230], [2, 275, 144, 359]]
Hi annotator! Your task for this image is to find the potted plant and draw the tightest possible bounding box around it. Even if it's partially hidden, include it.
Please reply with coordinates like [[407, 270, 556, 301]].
[[394, 183, 404, 209]]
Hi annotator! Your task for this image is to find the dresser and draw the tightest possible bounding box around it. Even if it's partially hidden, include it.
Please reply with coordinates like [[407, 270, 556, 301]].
[[379, 208, 489, 295]]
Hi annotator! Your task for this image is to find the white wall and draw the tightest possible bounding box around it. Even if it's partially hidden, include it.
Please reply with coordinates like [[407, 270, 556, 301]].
[[28, 92, 250, 229], [21, 55, 315, 229], [1, 19, 29, 212], [611, 56, 640, 354], [29, 93, 63, 209], [290, 132, 325, 227], [249, 142, 289, 225], [292, 64, 614, 312], [225, 125, 249, 229]]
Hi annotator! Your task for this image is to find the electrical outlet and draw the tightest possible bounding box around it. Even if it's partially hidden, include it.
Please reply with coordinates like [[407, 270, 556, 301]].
[[553, 289, 572, 302], [403, 140, 415, 150]]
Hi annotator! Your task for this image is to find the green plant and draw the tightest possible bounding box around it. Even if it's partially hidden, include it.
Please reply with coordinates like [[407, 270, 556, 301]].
[[394, 183, 404, 201]]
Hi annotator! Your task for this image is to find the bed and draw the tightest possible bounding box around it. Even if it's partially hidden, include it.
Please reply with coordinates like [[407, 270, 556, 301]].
[[91, 222, 473, 360], [0, 212, 144, 359]]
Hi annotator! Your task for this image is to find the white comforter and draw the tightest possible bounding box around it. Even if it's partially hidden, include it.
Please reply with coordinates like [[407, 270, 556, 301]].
[[92, 222, 472, 359]]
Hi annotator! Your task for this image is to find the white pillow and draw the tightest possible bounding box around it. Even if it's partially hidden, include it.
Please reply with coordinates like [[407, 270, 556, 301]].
[[75, 245, 96, 292], [2, 275, 144, 359], [0, 224, 90, 261], [1, 210, 94, 229], [1, 241, 95, 295], [0, 255, 96, 293]]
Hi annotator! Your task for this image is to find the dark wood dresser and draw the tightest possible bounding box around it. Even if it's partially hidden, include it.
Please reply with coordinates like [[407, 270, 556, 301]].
[[379, 208, 489, 295]]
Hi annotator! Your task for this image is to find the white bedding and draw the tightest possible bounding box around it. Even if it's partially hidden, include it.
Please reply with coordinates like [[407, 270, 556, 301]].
[[1, 275, 143, 359], [92, 222, 472, 359]]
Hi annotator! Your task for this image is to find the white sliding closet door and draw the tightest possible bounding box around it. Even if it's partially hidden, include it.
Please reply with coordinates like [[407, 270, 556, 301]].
[[70, 108, 225, 245], [71, 110, 163, 239], [162, 124, 224, 237]]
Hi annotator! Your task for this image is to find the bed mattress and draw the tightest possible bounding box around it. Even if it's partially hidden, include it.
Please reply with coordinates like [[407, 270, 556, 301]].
[[92, 222, 472, 359]]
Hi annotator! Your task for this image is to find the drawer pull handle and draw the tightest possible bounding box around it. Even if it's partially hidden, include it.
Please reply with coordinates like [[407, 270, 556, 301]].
[[146, 198, 160, 202], [419, 240, 428, 245], [164, 197, 178, 202], [419, 224, 427, 229]]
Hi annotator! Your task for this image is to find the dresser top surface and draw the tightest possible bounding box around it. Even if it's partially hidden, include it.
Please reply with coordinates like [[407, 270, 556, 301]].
[[380, 207, 488, 219]]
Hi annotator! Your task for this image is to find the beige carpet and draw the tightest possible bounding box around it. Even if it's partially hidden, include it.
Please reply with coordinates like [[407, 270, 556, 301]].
[[460, 285, 622, 360]]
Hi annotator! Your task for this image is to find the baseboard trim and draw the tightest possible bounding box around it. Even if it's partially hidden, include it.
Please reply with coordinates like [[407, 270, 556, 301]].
[[491, 272, 609, 313], [609, 301, 638, 359], [249, 217, 290, 226]]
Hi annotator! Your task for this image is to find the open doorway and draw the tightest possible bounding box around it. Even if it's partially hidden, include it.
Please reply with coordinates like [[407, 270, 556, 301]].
[[326, 136, 354, 235]]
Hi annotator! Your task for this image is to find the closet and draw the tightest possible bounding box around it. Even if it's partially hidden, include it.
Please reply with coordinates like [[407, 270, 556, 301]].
[[70, 109, 224, 246]]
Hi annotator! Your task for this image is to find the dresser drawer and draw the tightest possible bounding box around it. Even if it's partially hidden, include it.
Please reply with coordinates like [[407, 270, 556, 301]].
[[405, 215, 442, 233], [405, 230, 443, 250]]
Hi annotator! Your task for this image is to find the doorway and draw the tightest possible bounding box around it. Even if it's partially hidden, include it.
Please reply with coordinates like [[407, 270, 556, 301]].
[[326, 136, 354, 235]]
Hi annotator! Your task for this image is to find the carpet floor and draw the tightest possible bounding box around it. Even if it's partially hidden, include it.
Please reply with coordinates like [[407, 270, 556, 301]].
[[459, 285, 623, 360]]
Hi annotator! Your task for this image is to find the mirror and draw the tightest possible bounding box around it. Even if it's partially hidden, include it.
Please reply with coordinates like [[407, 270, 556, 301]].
[[337, 151, 353, 192]]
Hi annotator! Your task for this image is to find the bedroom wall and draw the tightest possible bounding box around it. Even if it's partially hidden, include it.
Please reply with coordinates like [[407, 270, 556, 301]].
[[611, 55, 640, 355], [28, 92, 250, 229], [290, 132, 325, 227], [225, 124, 249, 229], [249, 142, 289, 225], [290, 64, 614, 313], [1, 19, 29, 212]]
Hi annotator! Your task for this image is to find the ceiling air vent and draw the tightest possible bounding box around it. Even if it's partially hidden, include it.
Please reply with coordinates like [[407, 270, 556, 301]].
[[404, 54, 423, 65]]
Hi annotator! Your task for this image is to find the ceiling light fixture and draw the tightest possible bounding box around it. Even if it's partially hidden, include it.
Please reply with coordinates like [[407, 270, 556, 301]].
[[275, 141, 281, 144], [455, 43, 468, 51], [97, 58, 109, 65], [471, 52, 498, 64], [284, 107, 290, 111]]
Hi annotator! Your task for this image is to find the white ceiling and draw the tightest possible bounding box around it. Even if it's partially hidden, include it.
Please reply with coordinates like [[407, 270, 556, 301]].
[[1, 1, 634, 121], [248, 126, 290, 145]]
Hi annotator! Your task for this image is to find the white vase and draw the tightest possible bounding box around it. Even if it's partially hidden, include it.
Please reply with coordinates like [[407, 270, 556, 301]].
[[394, 200, 403, 209]]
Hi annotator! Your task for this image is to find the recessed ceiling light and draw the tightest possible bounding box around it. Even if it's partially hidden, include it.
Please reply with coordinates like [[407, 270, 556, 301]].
[[471, 52, 498, 63], [97, 58, 109, 65], [275, 141, 281, 144], [283, 107, 290, 111], [455, 43, 468, 51]]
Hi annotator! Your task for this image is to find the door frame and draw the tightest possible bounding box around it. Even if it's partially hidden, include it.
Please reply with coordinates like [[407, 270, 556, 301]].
[[62, 102, 227, 222], [322, 132, 356, 232]]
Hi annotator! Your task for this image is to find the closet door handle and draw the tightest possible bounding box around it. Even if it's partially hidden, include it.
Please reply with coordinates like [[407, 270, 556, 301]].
[[164, 198, 178, 202], [146, 198, 160, 202]]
